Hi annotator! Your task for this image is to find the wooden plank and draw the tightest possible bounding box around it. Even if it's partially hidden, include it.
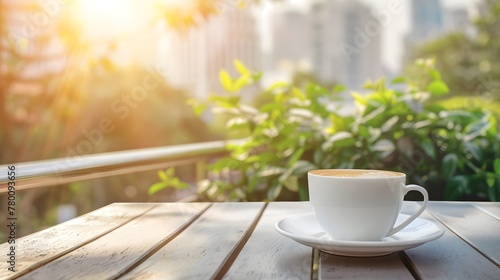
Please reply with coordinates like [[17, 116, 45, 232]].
[[223, 202, 313, 280], [120, 202, 265, 280], [318, 201, 417, 279], [471, 202, 500, 220], [427, 202, 500, 265], [403, 202, 500, 279], [16, 203, 210, 280], [0, 203, 155, 279], [319, 253, 414, 279]]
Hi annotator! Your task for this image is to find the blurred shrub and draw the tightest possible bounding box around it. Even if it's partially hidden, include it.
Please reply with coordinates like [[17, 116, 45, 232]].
[[152, 59, 500, 202], [406, 0, 500, 102]]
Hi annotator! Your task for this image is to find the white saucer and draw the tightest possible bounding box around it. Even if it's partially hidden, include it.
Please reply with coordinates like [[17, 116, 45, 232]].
[[275, 213, 445, 257]]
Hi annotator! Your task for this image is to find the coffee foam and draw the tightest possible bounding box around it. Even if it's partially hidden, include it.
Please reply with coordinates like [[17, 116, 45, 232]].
[[309, 169, 403, 178]]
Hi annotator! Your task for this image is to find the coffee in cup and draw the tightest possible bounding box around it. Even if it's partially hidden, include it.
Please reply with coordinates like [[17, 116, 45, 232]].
[[308, 169, 428, 241]]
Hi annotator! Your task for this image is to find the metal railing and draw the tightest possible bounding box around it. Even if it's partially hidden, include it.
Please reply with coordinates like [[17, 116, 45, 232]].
[[0, 140, 235, 194]]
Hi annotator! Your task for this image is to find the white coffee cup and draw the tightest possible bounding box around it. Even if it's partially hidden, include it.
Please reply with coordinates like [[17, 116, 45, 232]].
[[308, 169, 428, 241]]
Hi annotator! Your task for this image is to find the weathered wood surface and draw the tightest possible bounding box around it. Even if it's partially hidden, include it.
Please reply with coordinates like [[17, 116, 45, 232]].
[[121, 202, 265, 280], [405, 204, 500, 279], [18, 203, 210, 280], [427, 202, 500, 265], [1, 201, 498, 280], [0, 203, 155, 279], [472, 202, 500, 220], [319, 253, 414, 279], [223, 202, 313, 280]]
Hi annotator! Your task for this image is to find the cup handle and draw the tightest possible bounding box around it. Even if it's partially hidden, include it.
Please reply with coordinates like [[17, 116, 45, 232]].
[[386, 184, 429, 237]]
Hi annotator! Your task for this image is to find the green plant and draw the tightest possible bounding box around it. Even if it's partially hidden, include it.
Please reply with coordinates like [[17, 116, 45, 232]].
[[406, 0, 500, 101], [149, 168, 190, 195], [151, 59, 500, 201]]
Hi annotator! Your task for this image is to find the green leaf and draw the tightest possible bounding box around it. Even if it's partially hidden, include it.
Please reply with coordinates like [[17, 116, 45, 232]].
[[170, 178, 190, 189], [381, 116, 399, 132], [292, 87, 306, 101], [165, 168, 175, 177], [252, 71, 263, 82], [487, 114, 498, 136], [230, 188, 246, 200], [368, 127, 382, 143], [464, 142, 482, 161], [464, 120, 491, 141], [158, 170, 168, 181], [427, 80, 449, 95], [326, 113, 348, 134], [219, 69, 234, 92], [487, 184, 498, 202], [208, 95, 240, 108], [352, 92, 368, 106], [234, 59, 249, 75], [390, 76, 406, 84], [268, 81, 290, 93], [278, 160, 315, 193], [494, 158, 500, 174], [322, 131, 355, 150], [291, 160, 317, 175], [68, 181, 84, 194], [288, 148, 305, 168], [187, 99, 206, 116], [226, 117, 248, 130], [372, 139, 395, 158], [267, 184, 282, 201], [233, 75, 249, 91], [306, 84, 329, 97], [357, 125, 369, 138], [298, 184, 309, 201], [441, 154, 458, 179], [247, 175, 260, 192], [259, 166, 286, 178], [362, 79, 375, 90], [282, 175, 299, 192], [148, 182, 168, 195], [444, 175, 467, 200], [421, 139, 436, 160], [333, 84, 346, 93], [313, 149, 325, 166], [486, 173, 496, 188], [428, 69, 441, 80], [260, 103, 282, 113], [362, 106, 385, 123]]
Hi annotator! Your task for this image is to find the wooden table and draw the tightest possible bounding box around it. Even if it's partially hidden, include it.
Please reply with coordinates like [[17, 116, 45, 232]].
[[1, 201, 499, 279]]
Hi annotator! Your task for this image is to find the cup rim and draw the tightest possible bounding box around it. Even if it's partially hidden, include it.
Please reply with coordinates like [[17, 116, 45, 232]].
[[308, 169, 405, 179]]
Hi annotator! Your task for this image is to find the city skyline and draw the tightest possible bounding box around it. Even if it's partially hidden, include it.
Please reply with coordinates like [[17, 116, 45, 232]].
[[157, 0, 478, 99], [280, 0, 480, 73]]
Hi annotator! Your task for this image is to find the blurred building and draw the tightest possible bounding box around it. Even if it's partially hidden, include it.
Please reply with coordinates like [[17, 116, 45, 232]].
[[406, 0, 444, 45], [406, 0, 472, 44], [443, 6, 474, 38], [404, 0, 474, 62], [266, 0, 383, 91], [161, 9, 261, 99], [309, 0, 383, 90], [268, 10, 312, 74], [443, 7, 468, 32]]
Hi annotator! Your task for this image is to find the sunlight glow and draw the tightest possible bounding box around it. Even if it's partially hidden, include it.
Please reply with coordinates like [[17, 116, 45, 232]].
[[74, 0, 138, 39]]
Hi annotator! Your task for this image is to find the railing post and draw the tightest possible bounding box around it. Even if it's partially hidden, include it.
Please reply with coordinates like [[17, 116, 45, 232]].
[[196, 159, 207, 183]]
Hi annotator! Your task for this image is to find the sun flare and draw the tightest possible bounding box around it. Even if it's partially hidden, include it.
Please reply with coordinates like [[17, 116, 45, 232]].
[[73, 0, 140, 39]]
